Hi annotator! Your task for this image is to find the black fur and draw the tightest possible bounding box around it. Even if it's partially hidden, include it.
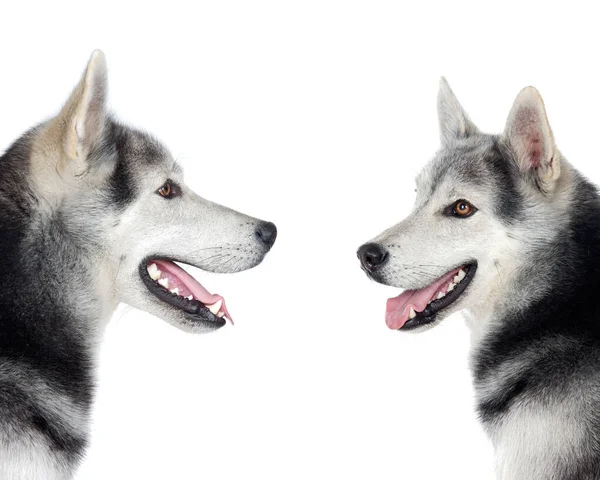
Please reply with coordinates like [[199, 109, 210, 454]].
[[487, 138, 523, 222], [30, 406, 87, 455], [0, 132, 93, 465], [0, 118, 159, 467], [106, 121, 136, 208], [474, 172, 600, 475]]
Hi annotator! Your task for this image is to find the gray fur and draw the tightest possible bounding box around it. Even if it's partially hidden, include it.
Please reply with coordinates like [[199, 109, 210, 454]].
[[0, 51, 275, 478], [359, 79, 600, 478]]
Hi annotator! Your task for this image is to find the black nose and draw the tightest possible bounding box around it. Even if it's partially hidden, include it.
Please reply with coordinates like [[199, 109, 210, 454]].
[[255, 221, 277, 249], [357, 243, 388, 272]]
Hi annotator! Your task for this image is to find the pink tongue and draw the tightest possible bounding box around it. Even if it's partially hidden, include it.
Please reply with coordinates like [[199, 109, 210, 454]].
[[152, 260, 233, 323], [385, 268, 461, 330]]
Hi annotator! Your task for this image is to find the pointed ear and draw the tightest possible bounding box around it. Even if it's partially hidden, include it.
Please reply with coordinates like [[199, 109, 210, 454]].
[[437, 77, 479, 145], [503, 87, 559, 187], [55, 50, 108, 169]]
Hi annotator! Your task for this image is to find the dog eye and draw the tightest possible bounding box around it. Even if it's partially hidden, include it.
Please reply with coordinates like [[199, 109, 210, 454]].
[[448, 199, 477, 218], [157, 180, 179, 199]]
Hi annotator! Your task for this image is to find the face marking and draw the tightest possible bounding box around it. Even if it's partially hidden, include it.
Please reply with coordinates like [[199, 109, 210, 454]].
[[358, 78, 569, 335], [0, 49, 279, 477], [23, 51, 278, 334]]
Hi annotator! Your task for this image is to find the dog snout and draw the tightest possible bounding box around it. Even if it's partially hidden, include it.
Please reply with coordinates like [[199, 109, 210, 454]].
[[357, 243, 389, 272], [255, 221, 277, 249]]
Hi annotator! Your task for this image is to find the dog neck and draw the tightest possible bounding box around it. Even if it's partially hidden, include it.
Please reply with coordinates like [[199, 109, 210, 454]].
[[466, 160, 593, 347]]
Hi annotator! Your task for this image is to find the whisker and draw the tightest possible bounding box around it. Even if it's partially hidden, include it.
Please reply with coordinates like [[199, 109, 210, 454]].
[[215, 256, 236, 268], [200, 253, 230, 265]]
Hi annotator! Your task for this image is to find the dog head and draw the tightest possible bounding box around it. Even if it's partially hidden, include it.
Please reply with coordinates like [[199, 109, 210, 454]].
[[27, 51, 276, 332], [358, 78, 572, 332]]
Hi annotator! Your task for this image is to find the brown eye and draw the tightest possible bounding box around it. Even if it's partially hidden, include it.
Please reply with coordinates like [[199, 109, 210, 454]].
[[158, 183, 171, 197], [157, 180, 178, 199], [450, 200, 476, 218]]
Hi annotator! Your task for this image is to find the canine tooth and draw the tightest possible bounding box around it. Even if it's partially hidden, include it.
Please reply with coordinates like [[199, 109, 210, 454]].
[[158, 278, 169, 289], [170, 288, 179, 295], [208, 299, 223, 316], [457, 269, 466, 282], [447, 282, 455, 292], [148, 264, 161, 280], [409, 307, 416, 319], [186, 295, 193, 300], [217, 312, 225, 318], [437, 292, 445, 300]]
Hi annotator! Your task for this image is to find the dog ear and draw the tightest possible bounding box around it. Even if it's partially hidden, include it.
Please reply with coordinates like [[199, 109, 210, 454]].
[[53, 50, 108, 173], [503, 87, 559, 188], [437, 77, 479, 145]]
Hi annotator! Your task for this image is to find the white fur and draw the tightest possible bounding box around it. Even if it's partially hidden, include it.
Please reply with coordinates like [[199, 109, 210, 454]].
[[363, 79, 579, 479], [0, 50, 274, 478], [492, 403, 583, 480]]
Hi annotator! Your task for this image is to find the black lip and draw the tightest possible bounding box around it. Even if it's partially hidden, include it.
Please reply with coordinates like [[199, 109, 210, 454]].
[[400, 262, 477, 330], [139, 256, 226, 329]]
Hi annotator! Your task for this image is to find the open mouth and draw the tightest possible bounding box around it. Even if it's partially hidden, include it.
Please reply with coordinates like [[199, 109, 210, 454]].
[[139, 258, 232, 328], [385, 262, 477, 330]]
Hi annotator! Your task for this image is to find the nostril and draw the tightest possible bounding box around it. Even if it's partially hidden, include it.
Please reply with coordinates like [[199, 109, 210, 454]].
[[357, 243, 389, 271], [255, 221, 277, 249]]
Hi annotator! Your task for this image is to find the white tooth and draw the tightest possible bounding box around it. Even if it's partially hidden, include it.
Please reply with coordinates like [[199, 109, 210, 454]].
[[453, 275, 460, 284], [217, 312, 225, 318], [158, 278, 169, 289], [447, 282, 455, 292], [457, 269, 466, 282], [437, 292, 445, 300], [409, 307, 416, 319], [148, 264, 161, 281], [208, 299, 223, 316], [170, 288, 179, 295], [186, 295, 193, 300]]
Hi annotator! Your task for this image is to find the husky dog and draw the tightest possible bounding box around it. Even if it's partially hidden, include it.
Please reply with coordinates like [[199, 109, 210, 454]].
[[358, 79, 600, 478], [0, 51, 276, 479]]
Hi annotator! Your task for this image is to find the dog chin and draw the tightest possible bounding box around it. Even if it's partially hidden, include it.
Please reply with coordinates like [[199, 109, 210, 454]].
[[163, 311, 227, 333]]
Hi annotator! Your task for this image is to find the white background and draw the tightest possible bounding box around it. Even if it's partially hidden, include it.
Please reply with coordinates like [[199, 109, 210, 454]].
[[1, 2, 600, 479]]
